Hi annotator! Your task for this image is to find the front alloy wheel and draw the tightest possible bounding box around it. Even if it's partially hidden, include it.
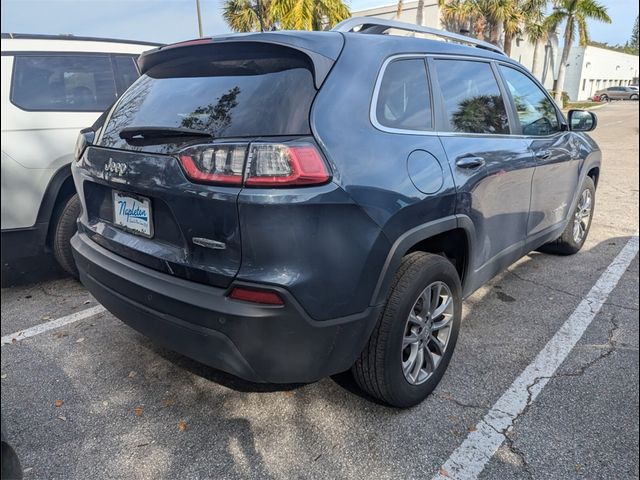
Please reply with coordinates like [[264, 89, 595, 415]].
[[573, 188, 592, 244]]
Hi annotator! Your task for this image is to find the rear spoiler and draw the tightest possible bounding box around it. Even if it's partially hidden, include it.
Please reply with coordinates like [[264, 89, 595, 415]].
[[137, 31, 345, 89]]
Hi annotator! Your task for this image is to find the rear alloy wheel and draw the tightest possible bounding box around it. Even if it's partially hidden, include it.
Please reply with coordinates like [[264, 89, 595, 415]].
[[539, 176, 595, 255], [631, 94, 638, 101], [352, 252, 461, 408], [52, 194, 81, 277], [402, 281, 455, 385], [601, 94, 609, 102]]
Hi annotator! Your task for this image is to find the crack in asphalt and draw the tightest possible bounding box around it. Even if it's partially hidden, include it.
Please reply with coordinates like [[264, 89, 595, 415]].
[[505, 269, 639, 312], [475, 313, 622, 477]]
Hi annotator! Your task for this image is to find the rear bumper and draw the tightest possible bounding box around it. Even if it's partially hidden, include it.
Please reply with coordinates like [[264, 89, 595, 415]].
[[71, 232, 380, 383]]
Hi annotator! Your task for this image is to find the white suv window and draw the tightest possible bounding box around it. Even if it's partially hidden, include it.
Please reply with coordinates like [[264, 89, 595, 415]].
[[11, 55, 118, 111]]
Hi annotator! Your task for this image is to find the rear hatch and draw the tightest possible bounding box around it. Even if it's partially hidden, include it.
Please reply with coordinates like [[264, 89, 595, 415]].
[[76, 33, 343, 288]]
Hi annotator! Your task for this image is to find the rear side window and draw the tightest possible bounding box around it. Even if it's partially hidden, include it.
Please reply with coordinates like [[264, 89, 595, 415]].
[[433, 59, 510, 135], [11, 55, 118, 111], [113, 55, 139, 94], [499, 66, 561, 136], [375, 58, 432, 131], [99, 46, 317, 150]]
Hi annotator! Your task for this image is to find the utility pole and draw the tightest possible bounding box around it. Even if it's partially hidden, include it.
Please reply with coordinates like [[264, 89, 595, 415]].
[[196, 0, 204, 38]]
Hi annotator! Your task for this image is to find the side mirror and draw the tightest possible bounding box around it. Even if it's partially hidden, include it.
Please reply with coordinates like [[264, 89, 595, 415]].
[[568, 109, 597, 132]]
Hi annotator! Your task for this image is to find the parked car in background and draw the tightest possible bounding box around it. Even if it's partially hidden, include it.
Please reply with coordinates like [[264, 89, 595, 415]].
[[1, 33, 159, 275], [595, 85, 639, 101], [70, 18, 601, 407]]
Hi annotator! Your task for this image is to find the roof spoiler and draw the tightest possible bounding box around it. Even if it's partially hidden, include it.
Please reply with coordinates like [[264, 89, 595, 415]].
[[137, 32, 345, 89]]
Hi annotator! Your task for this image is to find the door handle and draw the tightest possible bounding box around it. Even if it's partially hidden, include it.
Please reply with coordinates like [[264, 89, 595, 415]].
[[535, 150, 552, 160], [455, 156, 485, 169]]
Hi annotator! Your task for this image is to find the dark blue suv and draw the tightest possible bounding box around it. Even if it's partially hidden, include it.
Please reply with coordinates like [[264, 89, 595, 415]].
[[71, 18, 600, 407]]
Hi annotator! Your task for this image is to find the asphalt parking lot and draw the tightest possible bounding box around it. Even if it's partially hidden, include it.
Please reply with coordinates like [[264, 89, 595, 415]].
[[1, 102, 638, 480]]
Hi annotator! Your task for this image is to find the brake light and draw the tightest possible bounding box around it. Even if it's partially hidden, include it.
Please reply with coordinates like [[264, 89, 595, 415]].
[[245, 144, 330, 186], [177, 142, 330, 187], [179, 144, 247, 185], [229, 287, 284, 305]]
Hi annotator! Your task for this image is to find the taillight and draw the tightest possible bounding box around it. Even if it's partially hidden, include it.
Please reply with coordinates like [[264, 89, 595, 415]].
[[229, 286, 284, 305], [74, 128, 95, 163], [245, 144, 330, 186], [177, 141, 330, 187], [179, 143, 247, 185]]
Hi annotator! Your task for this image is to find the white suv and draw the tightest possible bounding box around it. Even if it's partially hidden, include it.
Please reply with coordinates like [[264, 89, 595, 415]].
[[1, 33, 159, 274]]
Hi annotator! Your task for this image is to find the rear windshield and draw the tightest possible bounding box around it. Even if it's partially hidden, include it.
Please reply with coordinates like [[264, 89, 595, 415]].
[[99, 49, 317, 151]]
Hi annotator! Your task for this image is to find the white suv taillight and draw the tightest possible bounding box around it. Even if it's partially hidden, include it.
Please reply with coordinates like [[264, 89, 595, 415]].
[[245, 143, 330, 187], [177, 142, 330, 187]]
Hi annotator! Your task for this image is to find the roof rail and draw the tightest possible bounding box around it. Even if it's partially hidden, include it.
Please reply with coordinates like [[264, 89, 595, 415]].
[[1, 32, 162, 47], [332, 17, 506, 56]]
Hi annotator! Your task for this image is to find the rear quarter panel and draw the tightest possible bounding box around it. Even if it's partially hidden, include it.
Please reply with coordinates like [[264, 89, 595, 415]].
[[308, 35, 458, 313]]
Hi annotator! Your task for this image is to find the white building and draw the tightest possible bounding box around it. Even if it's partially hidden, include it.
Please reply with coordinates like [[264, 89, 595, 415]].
[[562, 45, 639, 101], [350, 4, 639, 100]]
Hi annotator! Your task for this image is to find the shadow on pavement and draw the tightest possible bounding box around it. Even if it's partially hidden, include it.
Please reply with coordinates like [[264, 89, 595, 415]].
[[1, 253, 68, 288]]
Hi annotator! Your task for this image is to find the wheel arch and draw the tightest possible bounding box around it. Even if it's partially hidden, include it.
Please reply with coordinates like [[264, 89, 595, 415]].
[[35, 164, 76, 247], [371, 216, 475, 306]]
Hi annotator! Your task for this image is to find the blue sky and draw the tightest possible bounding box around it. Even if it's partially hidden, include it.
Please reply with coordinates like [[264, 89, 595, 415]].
[[1, 0, 637, 46]]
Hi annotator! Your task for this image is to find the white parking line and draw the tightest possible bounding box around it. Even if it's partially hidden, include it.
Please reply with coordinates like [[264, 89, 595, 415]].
[[1, 305, 106, 346], [433, 233, 639, 480]]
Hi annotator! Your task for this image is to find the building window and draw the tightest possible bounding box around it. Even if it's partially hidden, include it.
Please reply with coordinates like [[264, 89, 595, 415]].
[[583, 79, 587, 91]]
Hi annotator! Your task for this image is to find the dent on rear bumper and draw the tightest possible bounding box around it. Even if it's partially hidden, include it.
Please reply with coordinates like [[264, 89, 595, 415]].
[[72, 232, 381, 383]]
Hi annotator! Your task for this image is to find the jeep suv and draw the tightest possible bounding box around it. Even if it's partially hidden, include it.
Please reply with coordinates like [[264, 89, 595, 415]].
[[70, 18, 601, 407]]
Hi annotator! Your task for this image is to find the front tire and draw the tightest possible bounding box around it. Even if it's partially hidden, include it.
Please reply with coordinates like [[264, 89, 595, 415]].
[[539, 176, 595, 255], [52, 194, 81, 277], [352, 252, 462, 408]]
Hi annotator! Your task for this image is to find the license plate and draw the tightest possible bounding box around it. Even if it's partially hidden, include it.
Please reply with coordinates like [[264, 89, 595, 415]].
[[112, 191, 153, 237]]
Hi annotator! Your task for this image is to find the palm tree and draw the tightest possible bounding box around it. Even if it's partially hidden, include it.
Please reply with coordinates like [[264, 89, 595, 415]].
[[521, 0, 548, 79], [223, 0, 274, 31], [396, 0, 404, 19], [546, 0, 611, 103], [223, 0, 349, 31], [276, 0, 349, 30], [439, 0, 485, 39], [416, 0, 425, 25]]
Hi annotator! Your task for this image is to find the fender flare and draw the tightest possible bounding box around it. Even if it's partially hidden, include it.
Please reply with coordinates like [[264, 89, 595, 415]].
[[370, 215, 476, 306], [35, 164, 74, 234]]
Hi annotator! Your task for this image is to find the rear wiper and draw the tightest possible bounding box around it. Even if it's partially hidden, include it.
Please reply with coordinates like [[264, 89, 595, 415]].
[[119, 126, 213, 140]]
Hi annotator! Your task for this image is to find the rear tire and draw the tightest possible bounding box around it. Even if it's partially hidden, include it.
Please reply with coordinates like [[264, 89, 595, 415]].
[[52, 194, 81, 277], [631, 94, 638, 101], [352, 252, 462, 408], [601, 94, 609, 102], [539, 176, 595, 256]]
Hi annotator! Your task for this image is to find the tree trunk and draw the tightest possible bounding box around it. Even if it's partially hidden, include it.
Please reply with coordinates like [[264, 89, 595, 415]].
[[504, 29, 513, 56], [396, 0, 404, 19], [531, 39, 543, 80], [554, 20, 573, 103], [416, 0, 424, 26]]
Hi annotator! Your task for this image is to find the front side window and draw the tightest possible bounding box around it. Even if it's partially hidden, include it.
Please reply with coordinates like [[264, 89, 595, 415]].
[[499, 66, 561, 136], [375, 58, 432, 131], [433, 59, 509, 135], [11, 55, 118, 111]]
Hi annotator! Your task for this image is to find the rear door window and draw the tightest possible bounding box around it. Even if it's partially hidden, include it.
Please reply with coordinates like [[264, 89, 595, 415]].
[[375, 58, 432, 131], [432, 59, 510, 135], [11, 55, 118, 111]]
